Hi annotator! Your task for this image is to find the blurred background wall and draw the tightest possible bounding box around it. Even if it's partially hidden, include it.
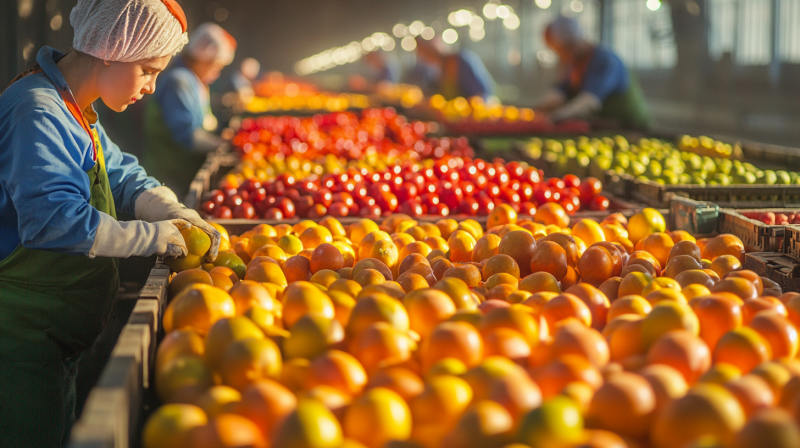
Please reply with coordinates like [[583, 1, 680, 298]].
[[3, 0, 799, 148]]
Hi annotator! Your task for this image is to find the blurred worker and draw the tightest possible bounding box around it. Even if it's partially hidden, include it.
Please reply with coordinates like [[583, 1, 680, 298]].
[[0, 1, 220, 446], [348, 50, 401, 92], [413, 35, 495, 101], [214, 57, 261, 125], [142, 23, 237, 199], [533, 16, 651, 129]]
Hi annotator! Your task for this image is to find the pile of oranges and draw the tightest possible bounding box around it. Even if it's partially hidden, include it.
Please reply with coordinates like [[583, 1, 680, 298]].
[[144, 204, 800, 448]]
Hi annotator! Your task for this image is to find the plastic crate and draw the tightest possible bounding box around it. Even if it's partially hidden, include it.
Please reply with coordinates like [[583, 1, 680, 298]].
[[744, 252, 800, 294], [669, 197, 719, 237], [782, 225, 800, 260], [718, 209, 787, 252], [627, 178, 800, 209]]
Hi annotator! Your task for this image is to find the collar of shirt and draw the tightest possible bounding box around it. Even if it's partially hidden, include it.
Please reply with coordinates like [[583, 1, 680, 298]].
[[36, 46, 100, 126]]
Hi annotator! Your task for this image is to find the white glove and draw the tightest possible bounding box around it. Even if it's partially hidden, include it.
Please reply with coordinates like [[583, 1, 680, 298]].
[[88, 213, 189, 259], [550, 91, 601, 122], [135, 186, 221, 261]]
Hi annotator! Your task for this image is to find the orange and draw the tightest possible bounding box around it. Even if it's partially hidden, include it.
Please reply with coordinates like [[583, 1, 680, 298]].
[[565, 283, 611, 331], [742, 297, 787, 324], [651, 383, 745, 448], [448, 230, 477, 263], [434, 277, 478, 310], [734, 407, 800, 448], [585, 371, 655, 439], [647, 330, 711, 384], [598, 276, 622, 303], [713, 327, 772, 373], [436, 218, 459, 240], [703, 234, 746, 263], [350, 322, 414, 374], [271, 398, 344, 448], [683, 284, 711, 300], [479, 305, 539, 345], [284, 255, 312, 283], [353, 268, 386, 287], [244, 261, 287, 286], [457, 219, 484, 239], [166, 284, 236, 336], [343, 387, 411, 448], [251, 244, 288, 266], [219, 337, 282, 390], [534, 202, 570, 228], [519, 272, 561, 294], [607, 295, 652, 320], [204, 316, 264, 371], [541, 293, 592, 330], [306, 350, 367, 397], [698, 363, 742, 385], [440, 400, 514, 448], [310, 243, 345, 274], [347, 293, 410, 337], [710, 254, 742, 278], [421, 321, 484, 371], [572, 219, 606, 246], [398, 272, 431, 292], [409, 375, 473, 445], [472, 234, 502, 263], [365, 366, 424, 402], [281, 281, 335, 328], [357, 231, 392, 261], [669, 230, 697, 243], [142, 403, 207, 448], [608, 316, 646, 361], [627, 208, 666, 244], [482, 254, 521, 281], [750, 361, 792, 402], [405, 289, 457, 339], [155, 355, 214, 403], [309, 269, 340, 288], [482, 328, 532, 364], [208, 267, 236, 291], [424, 235, 449, 252], [166, 226, 211, 272], [641, 232, 674, 268], [189, 414, 266, 448], [517, 396, 584, 448], [749, 311, 799, 358], [641, 277, 680, 296], [392, 232, 417, 252], [530, 241, 568, 281], [641, 301, 699, 349], [532, 355, 603, 399], [664, 255, 703, 279], [550, 321, 609, 368], [283, 313, 344, 360], [694, 295, 743, 348], [639, 364, 689, 415], [350, 218, 380, 246], [195, 385, 241, 418], [488, 203, 518, 228], [156, 329, 205, 375], [577, 246, 614, 287], [618, 272, 653, 297], [712, 278, 758, 301], [370, 238, 402, 270], [169, 269, 214, 298], [328, 290, 356, 327], [499, 230, 538, 277], [484, 272, 518, 291], [539, 233, 580, 267]]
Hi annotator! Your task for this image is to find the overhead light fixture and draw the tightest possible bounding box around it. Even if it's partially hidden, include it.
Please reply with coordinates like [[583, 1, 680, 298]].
[[442, 28, 459, 44], [392, 23, 406, 38], [470, 16, 485, 29], [646, 0, 662, 10], [401, 36, 417, 51], [483, 3, 498, 19], [535, 0, 552, 9]]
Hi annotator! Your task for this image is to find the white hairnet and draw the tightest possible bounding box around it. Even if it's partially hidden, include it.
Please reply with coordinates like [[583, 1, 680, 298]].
[[70, 0, 188, 62], [545, 16, 584, 46], [185, 23, 237, 66]]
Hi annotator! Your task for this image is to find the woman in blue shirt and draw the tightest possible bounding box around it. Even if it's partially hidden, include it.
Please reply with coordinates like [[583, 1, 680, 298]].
[[413, 35, 496, 101], [533, 17, 651, 129], [0, 1, 219, 445]]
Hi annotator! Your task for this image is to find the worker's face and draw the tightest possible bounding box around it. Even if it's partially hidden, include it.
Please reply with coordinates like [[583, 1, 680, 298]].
[[192, 60, 227, 85], [545, 34, 575, 64], [98, 55, 172, 112]]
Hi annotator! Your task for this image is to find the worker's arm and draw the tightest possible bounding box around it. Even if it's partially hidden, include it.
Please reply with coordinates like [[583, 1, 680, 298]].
[[532, 88, 568, 112], [2, 107, 186, 258], [157, 70, 225, 153], [459, 51, 496, 99], [551, 48, 626, 121]]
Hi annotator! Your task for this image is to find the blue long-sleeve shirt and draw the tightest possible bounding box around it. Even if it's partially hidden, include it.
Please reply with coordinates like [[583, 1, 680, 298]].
[[556, 46, 630, 101], [151, 57, 207, 148], [0, 47, 161, 259], [410, 49, 495, 100]]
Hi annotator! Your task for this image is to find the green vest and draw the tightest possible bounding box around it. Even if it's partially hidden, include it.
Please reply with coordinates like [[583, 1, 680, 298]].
[[0, 128, 119, 361], [595, 69, 652, 130]]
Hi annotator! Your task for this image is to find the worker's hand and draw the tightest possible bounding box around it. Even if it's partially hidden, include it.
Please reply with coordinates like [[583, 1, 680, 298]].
[[169, 209, 221, 262], [135, 186, 221, 261], [155, 219, 190, 258]]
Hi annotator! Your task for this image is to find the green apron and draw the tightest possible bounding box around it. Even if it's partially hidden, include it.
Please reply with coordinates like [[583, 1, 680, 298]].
[[595, 69, 652, 130], [0, 116, 119, 446], [141, 97, 207, 201]]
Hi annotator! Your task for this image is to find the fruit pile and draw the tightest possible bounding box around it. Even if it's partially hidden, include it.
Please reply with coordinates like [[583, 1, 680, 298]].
[[145, 207, 800, 448], [202, 158, 610, 220], [526, 136, 800, 186], [430, 95, 591, 136], [374, 83, 425, 109], [247, 76, 370, 113], [741, 211, 800, 225], [205, 109, 610, 220]]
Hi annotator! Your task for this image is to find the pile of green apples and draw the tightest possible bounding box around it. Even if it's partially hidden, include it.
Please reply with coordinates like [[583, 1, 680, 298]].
[[525, 136, 800, 187]]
